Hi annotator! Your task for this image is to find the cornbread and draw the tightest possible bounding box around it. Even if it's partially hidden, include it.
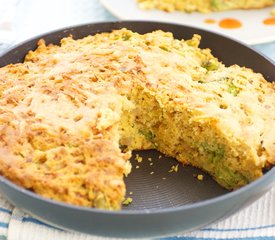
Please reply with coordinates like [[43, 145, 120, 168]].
[[137, 0, 275, 13], [0, 29, 274, 210]]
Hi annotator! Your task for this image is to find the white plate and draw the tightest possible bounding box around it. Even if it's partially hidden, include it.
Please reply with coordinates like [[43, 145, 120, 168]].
[[100, 0, 275, 45]]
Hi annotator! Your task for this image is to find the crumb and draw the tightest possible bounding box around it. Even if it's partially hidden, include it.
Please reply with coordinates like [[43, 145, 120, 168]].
[[129, 192, 133, 195], [150, 162, 153, 166], [156, 186, 159, 189], [122, 197, 133, 205], [168, 164, 179, 173], [197, 174, 204, 181], [150, 171, 154, 175], [158, 155, 162, 159], [162, 177, 166, 180], [136, 165, 140, 169], [148, 157, 152, 161], [135, 154, 143, 163]]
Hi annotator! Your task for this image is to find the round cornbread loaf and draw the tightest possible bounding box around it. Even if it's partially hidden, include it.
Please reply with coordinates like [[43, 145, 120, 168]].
[[0, 29, 274, 210]]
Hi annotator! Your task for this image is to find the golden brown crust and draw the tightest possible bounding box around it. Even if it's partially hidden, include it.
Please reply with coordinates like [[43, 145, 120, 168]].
[[0, 29, 274, 209]]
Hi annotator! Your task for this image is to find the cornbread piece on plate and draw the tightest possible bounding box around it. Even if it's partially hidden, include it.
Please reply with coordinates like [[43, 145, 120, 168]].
[[0, 29, 274, 210], [137, 0, 275, 12]]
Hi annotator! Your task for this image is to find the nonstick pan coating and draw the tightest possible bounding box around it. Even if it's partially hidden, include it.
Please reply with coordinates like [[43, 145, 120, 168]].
[[0, 21, 274, 238]]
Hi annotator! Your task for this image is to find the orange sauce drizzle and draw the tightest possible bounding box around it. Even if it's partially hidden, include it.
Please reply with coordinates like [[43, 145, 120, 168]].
[[219, 18, 242, 29], [263, 17, 275, 25], [204, 19, 216, 24]]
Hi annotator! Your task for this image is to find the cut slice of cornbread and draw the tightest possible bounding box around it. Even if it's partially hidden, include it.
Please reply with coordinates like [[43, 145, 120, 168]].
[[137, 0, 275, 13], [0, 29, 274, 209]]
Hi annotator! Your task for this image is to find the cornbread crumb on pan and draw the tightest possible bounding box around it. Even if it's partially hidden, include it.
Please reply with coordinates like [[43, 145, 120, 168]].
[[169, 164, 179, 173], [137, 0, 275, 13], [0, 28, 274, 210], [122, 197, 133, 205], [197, 174, 204, 181]]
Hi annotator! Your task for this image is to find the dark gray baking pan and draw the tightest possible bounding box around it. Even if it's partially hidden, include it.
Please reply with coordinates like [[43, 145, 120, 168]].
[[0, 21, 274, 238]]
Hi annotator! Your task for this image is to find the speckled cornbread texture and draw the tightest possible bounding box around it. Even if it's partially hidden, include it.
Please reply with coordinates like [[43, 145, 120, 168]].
[[0, 29, 274, 210], [137, 0, 275, 12]]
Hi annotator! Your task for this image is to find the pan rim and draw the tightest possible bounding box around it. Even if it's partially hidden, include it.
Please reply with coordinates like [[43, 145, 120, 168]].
[[1, 20, 274, 65], [0, 20, 274, 216]]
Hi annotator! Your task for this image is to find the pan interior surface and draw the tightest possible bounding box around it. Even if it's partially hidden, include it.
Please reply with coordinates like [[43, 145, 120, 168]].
[[123, 150, 229, 211]]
